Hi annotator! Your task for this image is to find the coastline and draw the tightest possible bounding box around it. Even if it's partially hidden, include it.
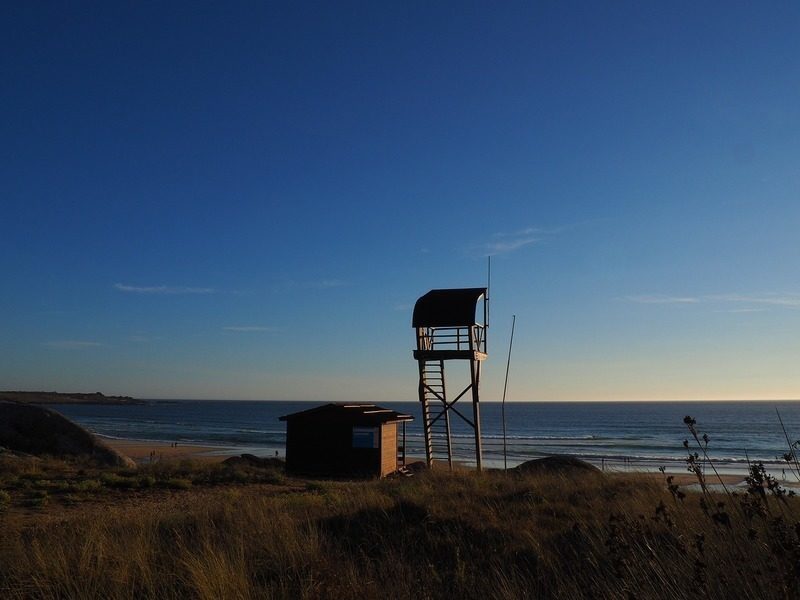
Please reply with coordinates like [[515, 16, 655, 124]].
[[100, 437, 757, 486], [47, 399, 800, 481]]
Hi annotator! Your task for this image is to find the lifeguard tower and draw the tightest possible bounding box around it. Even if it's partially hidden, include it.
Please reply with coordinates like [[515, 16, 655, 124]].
[[412, 287, 488, 471]]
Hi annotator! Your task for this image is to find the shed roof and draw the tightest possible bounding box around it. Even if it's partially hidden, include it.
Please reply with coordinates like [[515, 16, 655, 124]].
[[279, 403, 414, 425], [412, 287, 487, 328]]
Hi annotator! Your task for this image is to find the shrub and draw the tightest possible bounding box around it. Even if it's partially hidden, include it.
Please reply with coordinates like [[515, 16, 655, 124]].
[[23, 489, 49, 508], [70, 479, 102, 493], [138, 475, 157, 488], [100, 473, 138, 489], [163, 478, 192, 490]]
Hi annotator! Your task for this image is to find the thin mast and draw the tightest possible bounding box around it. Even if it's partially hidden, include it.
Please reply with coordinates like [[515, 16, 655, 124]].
[[501, 314, 516, 471], [486, 256, 490, 351]]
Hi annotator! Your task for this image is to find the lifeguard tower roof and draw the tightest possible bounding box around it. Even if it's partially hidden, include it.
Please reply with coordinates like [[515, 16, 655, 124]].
[[412, 287, 487, 328]]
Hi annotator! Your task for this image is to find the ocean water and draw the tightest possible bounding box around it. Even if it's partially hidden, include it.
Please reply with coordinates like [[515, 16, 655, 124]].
[[51, 400, 800, 475]]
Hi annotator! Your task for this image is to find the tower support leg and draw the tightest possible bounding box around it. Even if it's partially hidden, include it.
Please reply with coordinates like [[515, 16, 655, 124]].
[[470, 359, 483, 471]]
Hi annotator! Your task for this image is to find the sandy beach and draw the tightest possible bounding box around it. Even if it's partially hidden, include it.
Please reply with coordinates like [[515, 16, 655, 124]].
[[105, 438, 230, 463]]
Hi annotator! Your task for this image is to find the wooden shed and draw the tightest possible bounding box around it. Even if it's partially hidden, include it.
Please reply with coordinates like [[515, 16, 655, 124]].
[[279, 403, 413, 478]]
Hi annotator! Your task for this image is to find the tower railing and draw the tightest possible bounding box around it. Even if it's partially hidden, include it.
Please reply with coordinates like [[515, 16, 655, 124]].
[[416, 325, 486, 354]]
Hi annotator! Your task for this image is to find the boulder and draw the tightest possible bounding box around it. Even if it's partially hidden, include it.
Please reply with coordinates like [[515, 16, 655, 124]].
[[512, 455, 601, 476], [404, 460, 428, 473], [222, 453, 284, 469], [0, 400, 135, 468]]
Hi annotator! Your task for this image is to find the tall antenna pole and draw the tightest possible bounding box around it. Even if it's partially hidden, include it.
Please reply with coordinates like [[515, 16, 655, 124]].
[[501, 314, 516, 471], [487, 257, 491, 322], [486, 256, 491, 351]]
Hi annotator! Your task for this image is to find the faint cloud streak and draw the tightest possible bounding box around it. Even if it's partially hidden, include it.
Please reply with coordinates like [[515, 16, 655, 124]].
[[707, 293, 800, 308], [477, 226, 559, 257], [626, 292, 800, 311], [625, 295, 700, 304], [485, 237, 540, 255], [114, 283, 216, 295], [44, 340, 104, 349], [222, 326, 281, 332]]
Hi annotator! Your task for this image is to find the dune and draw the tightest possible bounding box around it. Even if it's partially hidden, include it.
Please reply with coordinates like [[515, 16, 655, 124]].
[[0, 400, 135, 468]]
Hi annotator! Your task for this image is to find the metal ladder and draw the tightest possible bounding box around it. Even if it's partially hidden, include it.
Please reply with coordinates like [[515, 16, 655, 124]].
[[419, 359, 453, 469]]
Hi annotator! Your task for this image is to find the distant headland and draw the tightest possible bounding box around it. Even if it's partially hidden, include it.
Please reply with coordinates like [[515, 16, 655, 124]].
[[0, 391, 145, 405]]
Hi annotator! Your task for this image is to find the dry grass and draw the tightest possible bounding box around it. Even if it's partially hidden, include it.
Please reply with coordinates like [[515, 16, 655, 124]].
[[1, 453, 800, 599]]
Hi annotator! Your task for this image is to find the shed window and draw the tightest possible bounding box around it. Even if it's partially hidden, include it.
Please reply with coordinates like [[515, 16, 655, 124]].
[[352, 427, 379, 448]]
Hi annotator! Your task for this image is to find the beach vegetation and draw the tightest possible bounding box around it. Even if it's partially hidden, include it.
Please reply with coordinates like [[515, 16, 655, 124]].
[[100, 472, 139, 489], [162, 477, 192, 490], [2, 418, 800, 598], [0, 457, 798, 598], [22, 489, 49, 508]]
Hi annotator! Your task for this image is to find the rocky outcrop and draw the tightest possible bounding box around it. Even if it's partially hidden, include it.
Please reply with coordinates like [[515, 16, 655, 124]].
[[0, 400, 135, 468], [0, 391, 144, 405]]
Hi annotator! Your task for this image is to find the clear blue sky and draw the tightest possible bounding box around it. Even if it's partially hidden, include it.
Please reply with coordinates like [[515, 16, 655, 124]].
[[2, 2, 799, 401]]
